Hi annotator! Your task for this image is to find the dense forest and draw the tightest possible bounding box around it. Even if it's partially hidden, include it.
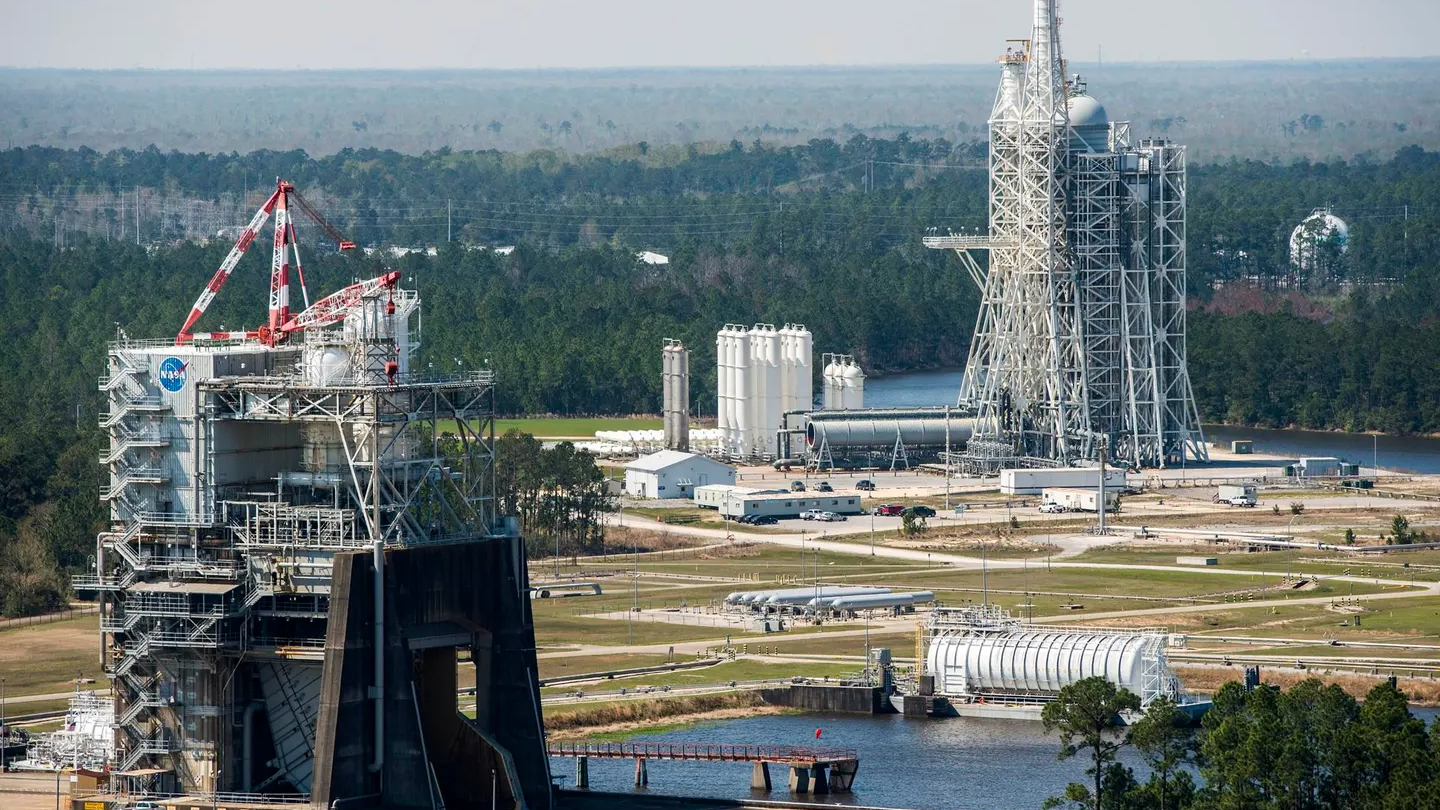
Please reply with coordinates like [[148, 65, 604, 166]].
[[2, 136, 1440, 613]]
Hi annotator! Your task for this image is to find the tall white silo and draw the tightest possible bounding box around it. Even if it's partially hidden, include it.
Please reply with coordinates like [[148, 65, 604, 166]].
[[778, 325, 797, 414], [750, 324, 781, 457], [715, 328, 730, 448], [663, 339, 689, 451], [732, 326, 752, 456], [794, 325, 813, 411]]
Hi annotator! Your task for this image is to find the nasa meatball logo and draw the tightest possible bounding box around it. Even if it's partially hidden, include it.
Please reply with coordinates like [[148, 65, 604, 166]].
[[158, 357, 188, 392]]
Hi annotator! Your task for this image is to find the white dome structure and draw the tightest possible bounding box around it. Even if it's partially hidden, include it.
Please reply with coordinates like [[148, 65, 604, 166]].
[[1289, 208, 1349, 275], [1066, 93, 1108, 128], [1066, 91, 1109, 152]]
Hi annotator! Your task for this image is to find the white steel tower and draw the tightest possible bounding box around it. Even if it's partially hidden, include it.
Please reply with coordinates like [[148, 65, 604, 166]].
[[925, 0, 1206, 470]]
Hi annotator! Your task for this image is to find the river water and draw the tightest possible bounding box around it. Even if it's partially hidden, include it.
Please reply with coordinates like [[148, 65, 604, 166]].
[[555, 707, 1440, 809], [863, 368, 1440, 474]]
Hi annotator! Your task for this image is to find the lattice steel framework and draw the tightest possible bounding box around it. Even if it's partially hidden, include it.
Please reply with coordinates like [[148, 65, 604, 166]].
[[926, 0, 1206, 471], [94, 291, 501, 797]]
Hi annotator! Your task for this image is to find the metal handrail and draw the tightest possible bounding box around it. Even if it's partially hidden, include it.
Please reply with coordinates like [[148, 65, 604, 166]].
[[546, 741, 858, 764]]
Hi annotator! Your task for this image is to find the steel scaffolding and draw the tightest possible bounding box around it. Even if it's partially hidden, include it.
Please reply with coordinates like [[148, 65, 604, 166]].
[[95, 285, 499, 797], [927, 0, 1206, 471]]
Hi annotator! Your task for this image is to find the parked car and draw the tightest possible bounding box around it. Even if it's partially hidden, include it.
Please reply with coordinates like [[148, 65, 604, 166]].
[[855, 479, 876, 491], [752, 515, 778, 525], [816, 481, 834, 492], [872, 503, 906, 517], [790, 480, 807, 492], [905, 505, 937, 518], [816, 511, 847, 522], [800, 509, 823, 520], [1039, 502, 1066, 514], [736, 514, 758, 524]]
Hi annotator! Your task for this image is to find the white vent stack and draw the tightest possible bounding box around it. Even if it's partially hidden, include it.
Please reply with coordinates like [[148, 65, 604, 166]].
[[662, 339, 690, 451]]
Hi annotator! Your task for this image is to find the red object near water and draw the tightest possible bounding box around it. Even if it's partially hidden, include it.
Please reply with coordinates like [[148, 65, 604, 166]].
[[815, 728, 822, 739]]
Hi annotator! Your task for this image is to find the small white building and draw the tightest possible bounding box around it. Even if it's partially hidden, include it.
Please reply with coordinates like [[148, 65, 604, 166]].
[[1000, 466, 1126, 496], [624, 450, 734, 499], [694, 484, 865, 519]]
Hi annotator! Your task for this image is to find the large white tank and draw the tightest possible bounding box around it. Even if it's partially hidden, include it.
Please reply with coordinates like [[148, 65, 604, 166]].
[[1289, 208, 1349, 273], [794, 326, 813, 411], [841, 361, 865, 410], [926, 631, 1150, 698], [778, 325, 796, 413], [715, 329, 731, 442], [821, 360, 841, 410], [732, 327, 752, 455], [303, 346, 352, 386], [749, 324, 781, 457]]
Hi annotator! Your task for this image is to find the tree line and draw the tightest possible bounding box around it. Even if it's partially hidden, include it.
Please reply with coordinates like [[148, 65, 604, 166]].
[[1042, 676, 1438, 810], [1, 139, 1439, 615]]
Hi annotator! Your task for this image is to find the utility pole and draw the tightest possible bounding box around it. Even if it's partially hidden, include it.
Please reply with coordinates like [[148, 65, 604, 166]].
[[447, 199, 452, 243], [1098, 440, 1108, 535], [135, 186, 141, 245]]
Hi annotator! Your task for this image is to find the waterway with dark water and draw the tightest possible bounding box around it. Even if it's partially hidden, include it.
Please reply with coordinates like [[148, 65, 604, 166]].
[[862, 368, 1440, 474], [552, 707, 1440, 809]]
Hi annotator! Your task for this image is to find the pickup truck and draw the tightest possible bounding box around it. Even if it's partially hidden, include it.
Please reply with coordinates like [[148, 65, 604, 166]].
[[872, 504, 906, 517], [800, 509, 823, 520]]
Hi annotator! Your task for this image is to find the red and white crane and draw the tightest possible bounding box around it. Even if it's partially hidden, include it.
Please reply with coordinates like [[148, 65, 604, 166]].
[[176, 178, 360, 346]]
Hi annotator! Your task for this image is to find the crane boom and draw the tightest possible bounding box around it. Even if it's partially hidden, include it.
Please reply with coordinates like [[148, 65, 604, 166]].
[[291, 190, 358, 251], [175, 178, 359, 346], [175, 188, 281, 342], [278, 271, 402, 335]]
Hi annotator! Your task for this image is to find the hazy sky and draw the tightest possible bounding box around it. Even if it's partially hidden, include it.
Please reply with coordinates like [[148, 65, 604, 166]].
[[3, 0, 1437, 70]]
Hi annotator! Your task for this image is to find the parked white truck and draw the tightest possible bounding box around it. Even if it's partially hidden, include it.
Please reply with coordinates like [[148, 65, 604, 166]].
[[1217, 484, 1257, 507]]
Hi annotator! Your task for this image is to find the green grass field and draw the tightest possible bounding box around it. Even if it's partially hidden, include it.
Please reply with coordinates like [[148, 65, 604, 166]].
[[496, 417, 662, 437]]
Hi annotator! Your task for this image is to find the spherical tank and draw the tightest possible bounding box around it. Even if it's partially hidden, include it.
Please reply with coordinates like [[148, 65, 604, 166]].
[[926, 631, 1149, 698], [1289, 210, 1349, 270]]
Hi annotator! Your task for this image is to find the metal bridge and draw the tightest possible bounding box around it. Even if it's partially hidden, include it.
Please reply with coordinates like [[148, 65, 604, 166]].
[[548, 741, 860, 794]]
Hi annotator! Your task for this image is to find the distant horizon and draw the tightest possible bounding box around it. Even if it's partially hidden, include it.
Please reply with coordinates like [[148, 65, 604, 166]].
[[6, 0, 1437, 71], [3, 55, 1440, 75]]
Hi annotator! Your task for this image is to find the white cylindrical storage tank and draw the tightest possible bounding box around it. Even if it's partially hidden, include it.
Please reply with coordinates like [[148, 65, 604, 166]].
[[733, 328, 752, 456], [829, 591, 935, 611], [821, 360, 840, 410], [715, 329, 730, 440], [841, 362, 865, 410], [795, 327, 814, 411], [925, 631, 1151, 698], [777, 325, 796, 414], [803, 588, 893, 608]]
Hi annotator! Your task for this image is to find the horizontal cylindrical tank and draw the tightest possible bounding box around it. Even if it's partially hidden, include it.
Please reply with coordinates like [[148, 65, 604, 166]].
[[802, 588, 894, 608], [807, 416, 977, 449], [737, 586, 875, 606], [765, 586, 889, 606], [829, 591, 935, 610], [926, 631, 1152, 698]]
